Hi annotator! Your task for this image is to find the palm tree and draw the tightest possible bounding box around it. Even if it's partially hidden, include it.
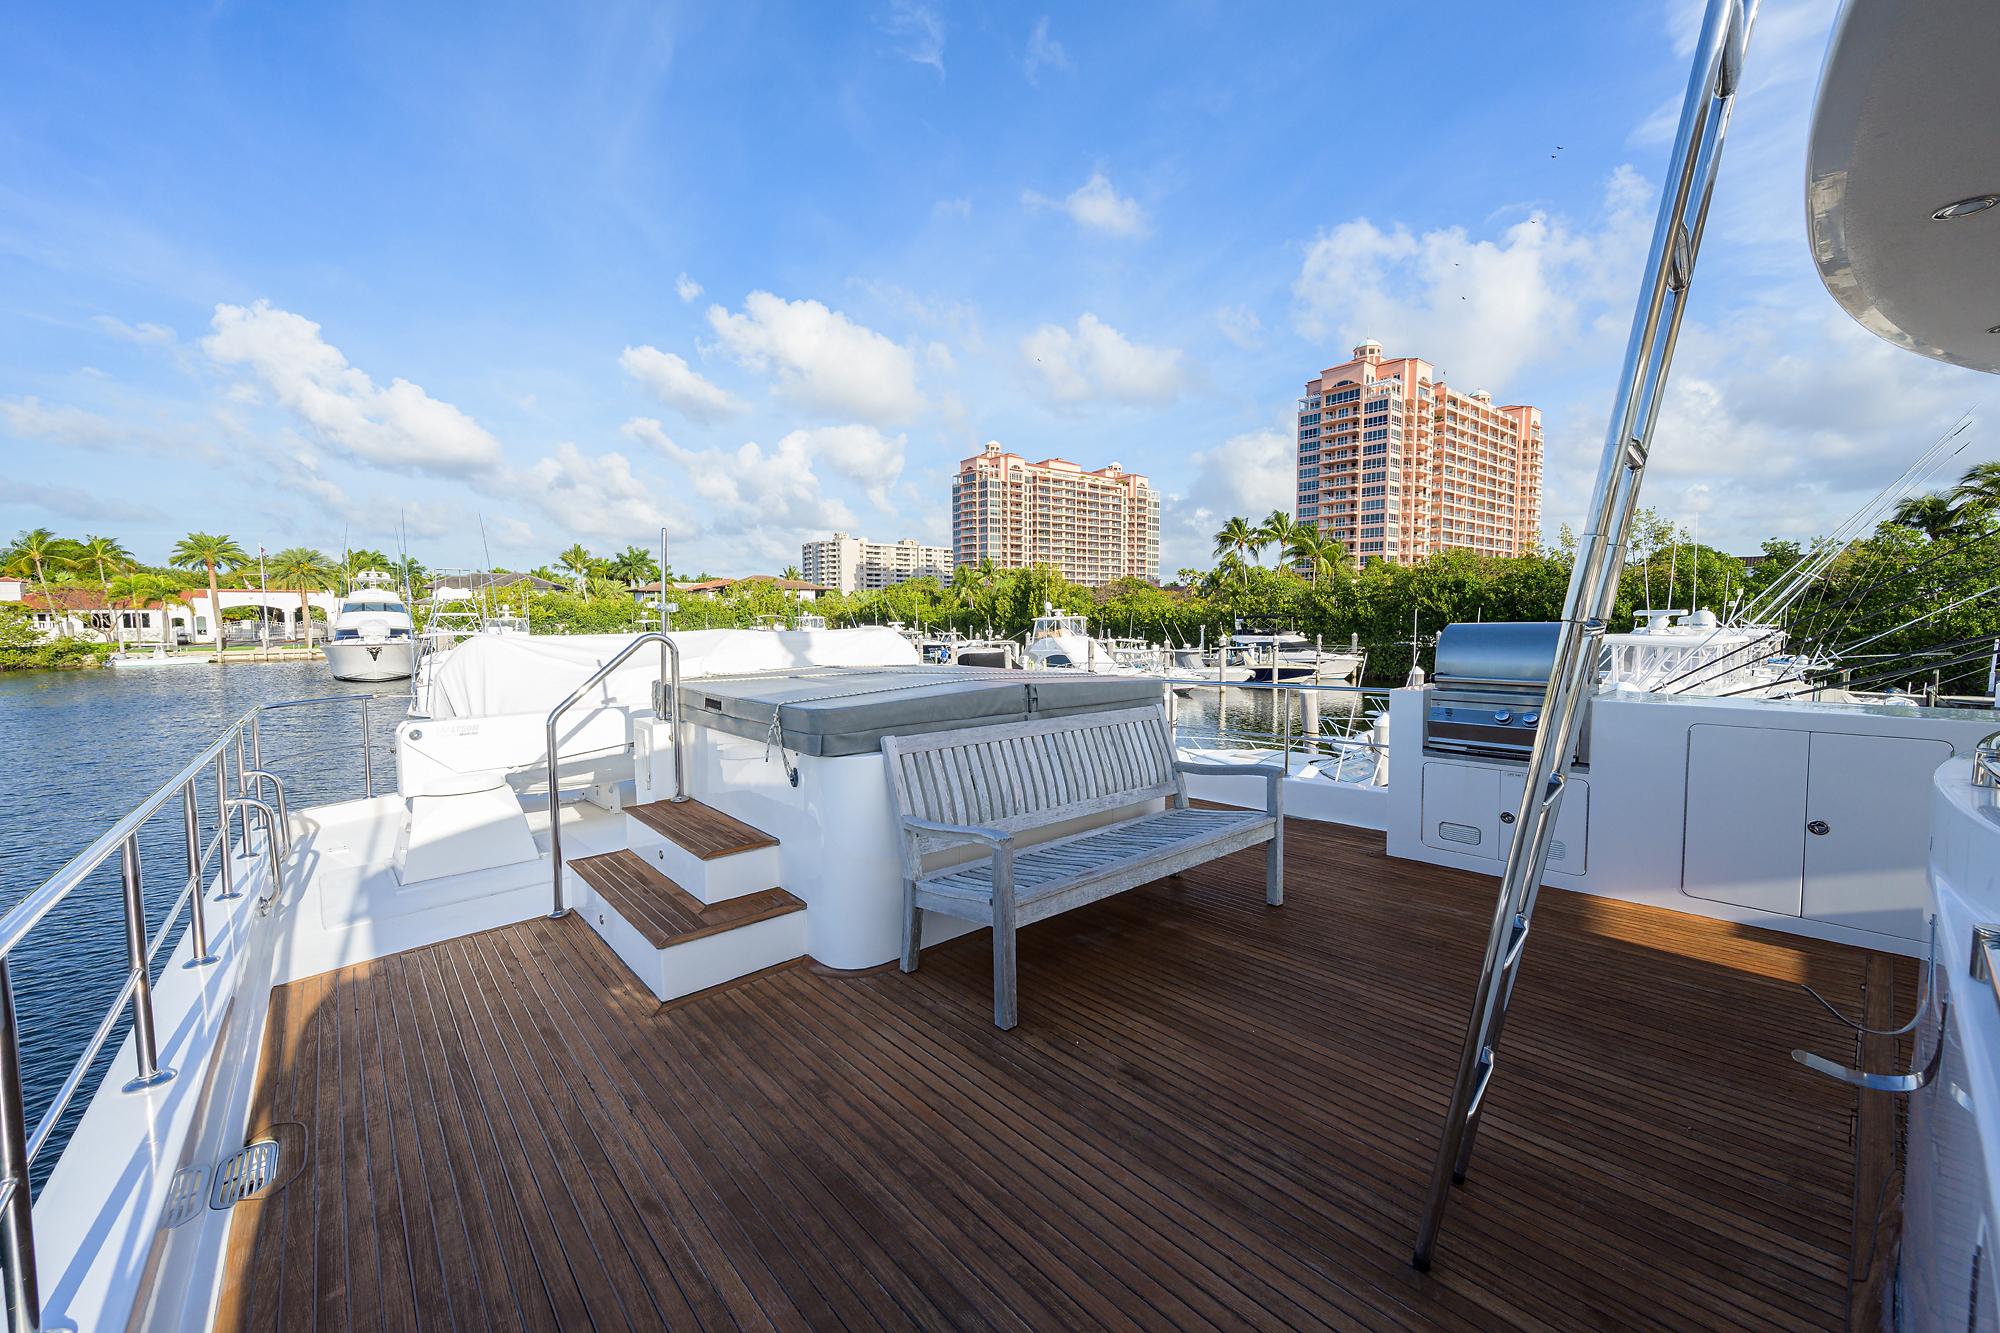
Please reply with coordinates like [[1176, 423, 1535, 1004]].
[[781, 564, 803, 581], [1951, 460, 2000, 528], [4, 528, 69, 637], [1890, 492, 1960, 541], [1284, 525, 1344, 585], [74, 534, 134, 645], [169, 532, 250, 650], [113, 572, 187, 649], [267, 547, 336, 651], [345, 548, 394, 584], [1213, 517, 1256, 587], [1257, 510, 1298, 566], [607, 545, 659, 586], [557, 543, 594, 590]]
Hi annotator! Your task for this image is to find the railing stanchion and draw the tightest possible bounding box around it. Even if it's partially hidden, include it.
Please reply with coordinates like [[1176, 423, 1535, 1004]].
[[250, 712, 262, 774], [215, 749, 239, 900], [119, 836, 173, 1092], [0, 957, 41, 1333], [182, 781, 216, 967], [361, 695, 374, 799]]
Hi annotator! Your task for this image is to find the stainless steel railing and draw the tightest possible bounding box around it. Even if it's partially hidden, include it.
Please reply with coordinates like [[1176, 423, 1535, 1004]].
[[546, 633, 686, 918], [0, 689, 401, 1333], [1164, 679, 1392, 776]]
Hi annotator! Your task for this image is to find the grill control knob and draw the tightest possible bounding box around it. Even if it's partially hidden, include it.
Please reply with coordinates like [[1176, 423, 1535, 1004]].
[[1523, 712, 1540, 726], [1494, 710, 1513, 724]]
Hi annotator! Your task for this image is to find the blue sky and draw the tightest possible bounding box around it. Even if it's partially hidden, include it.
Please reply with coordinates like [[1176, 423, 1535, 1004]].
[[2, 0, 1990, 577]]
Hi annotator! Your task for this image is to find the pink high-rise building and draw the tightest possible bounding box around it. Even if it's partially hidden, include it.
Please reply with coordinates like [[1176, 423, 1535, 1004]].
[[951, 443, 1161, 586], [1295, 341, 1542, 565]]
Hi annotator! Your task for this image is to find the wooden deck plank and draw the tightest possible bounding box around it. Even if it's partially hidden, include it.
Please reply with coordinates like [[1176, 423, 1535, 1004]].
[[628, 797, 779, 859], [214, 819, 1897, 1332], [570, 849, 802, 949]]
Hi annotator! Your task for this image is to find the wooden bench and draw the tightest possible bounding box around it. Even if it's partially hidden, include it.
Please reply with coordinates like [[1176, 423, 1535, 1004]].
[[883, 704, 1284, 1029]]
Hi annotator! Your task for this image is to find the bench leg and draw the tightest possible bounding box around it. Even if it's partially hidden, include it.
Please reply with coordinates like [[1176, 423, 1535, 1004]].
[[991, 914, 1018, 1030], [901, 881, 923, 973], [991, 853, 1018, 1029], [1266, 828, 1284, 906]]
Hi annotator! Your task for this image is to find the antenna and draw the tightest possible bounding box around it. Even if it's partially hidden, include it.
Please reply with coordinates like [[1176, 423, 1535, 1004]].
[[477, 513, 495, 622]]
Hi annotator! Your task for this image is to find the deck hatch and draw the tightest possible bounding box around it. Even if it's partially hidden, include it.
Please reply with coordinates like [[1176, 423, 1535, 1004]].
[[209, 1137, 282, 1209]]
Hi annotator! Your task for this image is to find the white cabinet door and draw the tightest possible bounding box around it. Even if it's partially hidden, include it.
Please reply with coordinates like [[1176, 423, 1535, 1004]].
[[1803, 730, 1951, 941], [1421, 762, 1501, 859], [1682, 724, 1808, 915]]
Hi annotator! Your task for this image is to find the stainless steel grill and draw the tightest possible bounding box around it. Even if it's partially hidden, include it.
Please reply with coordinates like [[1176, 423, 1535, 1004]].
[[1425, 622, 1588, 763]]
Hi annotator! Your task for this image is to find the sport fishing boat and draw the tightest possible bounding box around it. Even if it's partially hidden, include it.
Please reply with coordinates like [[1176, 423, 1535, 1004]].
[[321, 571, 416, 683], [7, 3, 2000, 1329]]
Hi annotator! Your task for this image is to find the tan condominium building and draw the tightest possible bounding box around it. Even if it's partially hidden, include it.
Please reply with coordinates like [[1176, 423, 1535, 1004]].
[[800, 533, 953, 594], [1295, 340, 1543, 565], [951, 442, 1161, 586]]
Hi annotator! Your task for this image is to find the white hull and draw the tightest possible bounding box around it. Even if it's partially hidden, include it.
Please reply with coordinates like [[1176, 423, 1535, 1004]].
[[324, 638, 416, 682]]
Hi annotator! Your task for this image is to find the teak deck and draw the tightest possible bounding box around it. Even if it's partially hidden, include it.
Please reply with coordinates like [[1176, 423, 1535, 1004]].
[[568, 849, 802, 948], [628, 797, 778, 860], [214, 820, 1896, 1331]]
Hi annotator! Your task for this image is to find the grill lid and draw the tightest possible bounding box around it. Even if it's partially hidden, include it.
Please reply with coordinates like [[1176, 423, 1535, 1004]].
[[1433, 622, 1562, 688]]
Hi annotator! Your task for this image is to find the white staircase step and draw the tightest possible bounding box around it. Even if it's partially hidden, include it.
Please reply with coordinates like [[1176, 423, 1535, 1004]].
[[624, 798, 781, 905], [567, 850, 804, 1003]]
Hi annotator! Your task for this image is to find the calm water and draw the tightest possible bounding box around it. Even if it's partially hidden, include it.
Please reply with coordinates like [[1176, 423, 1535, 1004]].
[[0, 661, 406, 1183]]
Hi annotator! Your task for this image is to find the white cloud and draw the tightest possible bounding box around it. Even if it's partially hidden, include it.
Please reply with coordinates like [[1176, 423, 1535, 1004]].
[[0, 481, 161, 523], [932, 196, 972, 221], [791, 423, 907, 508], [1020, 313, 1186, 405], [1161, 427, 1296, 573], [92, 315, 175, 345], [618, 344, 744, 423], [1024, 171, 1149, 238], [512, 443, 680, 543], [202, 301, 503, 475], [1024, 16, 1069, 85], [674, 272, 703, 303], [707, 291, 923, 424], [1, 397, 129, 450], [623, 417, 857, 545], [1215, 304, 1262, 349], [878, 0, 945, 76], [1291, 166, 1652, 391]]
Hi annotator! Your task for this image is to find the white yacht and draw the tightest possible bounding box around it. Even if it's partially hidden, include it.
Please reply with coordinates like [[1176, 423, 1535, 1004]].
[[11, 4, 2000, 1329], [321, 571, 416, 683], [1232, 627, 1366, 685], [1023, 604, 1135, 673]]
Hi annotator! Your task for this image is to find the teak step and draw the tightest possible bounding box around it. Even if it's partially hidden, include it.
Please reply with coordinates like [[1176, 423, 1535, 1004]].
[[628, 798, 777, 860], [567, 849, 806, 1002]]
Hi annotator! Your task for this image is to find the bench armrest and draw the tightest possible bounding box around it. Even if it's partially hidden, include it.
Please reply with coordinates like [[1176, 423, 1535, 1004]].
[[899, 815, 1015, 850], [1174, 760, 1286, 819], [1174, 760, 1281, 779]]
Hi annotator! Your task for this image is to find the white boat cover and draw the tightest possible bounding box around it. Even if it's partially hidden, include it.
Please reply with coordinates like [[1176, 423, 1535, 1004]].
[[421, 628, 921, 720]]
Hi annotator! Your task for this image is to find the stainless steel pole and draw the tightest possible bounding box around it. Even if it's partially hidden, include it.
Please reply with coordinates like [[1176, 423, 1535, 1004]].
[[215, 750, 238, 900], [120, 836, 173, 1091], [361, 695, 374, 799], [1411, 0, 1754, 1271], [0, 959, 40, 1332], [182, 781, 215, 967]]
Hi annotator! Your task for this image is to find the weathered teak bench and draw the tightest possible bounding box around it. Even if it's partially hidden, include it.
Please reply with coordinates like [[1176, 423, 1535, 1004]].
[[883, 704, 1284, 1029]]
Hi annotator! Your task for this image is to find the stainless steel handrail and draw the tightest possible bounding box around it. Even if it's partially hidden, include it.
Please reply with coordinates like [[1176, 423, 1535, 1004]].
[[545, 633, 686, 918], [0, 689, 396, 1332], [1974, 730, 2000, 789], [223, 799, 287, 910], [239, 770, 292, 855]]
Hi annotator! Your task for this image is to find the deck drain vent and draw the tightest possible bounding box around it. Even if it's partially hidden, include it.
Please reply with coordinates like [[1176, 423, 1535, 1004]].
[[1549, 839, 1568, 863], [1437, 821, 1481, 847], [161, 1165, 208, 1228], [209, 1138, 282, 1210]]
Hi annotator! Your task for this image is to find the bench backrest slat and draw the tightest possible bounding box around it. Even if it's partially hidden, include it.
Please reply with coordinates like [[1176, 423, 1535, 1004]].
[[882, 705, 1179, 874]]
